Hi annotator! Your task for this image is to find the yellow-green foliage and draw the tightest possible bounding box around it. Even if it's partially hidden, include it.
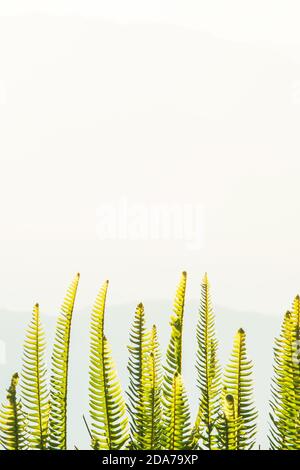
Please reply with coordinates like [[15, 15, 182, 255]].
[[2, 272, 300, 450], [89, 280, 128, 450], [270, 296, 300, 449], [48, 273, 80, 450], [162, 373, 192, 450], [217, 391, 241, 450], [0, 373, 27, 450], [223, 328, 257, 449], [162, 272, 191, 447], [194, 273, 221, 449], [164, 271, 187, 382], [127, 302, 151, 449], [21, 303, 49, 449], [139, 325, 162, 450]]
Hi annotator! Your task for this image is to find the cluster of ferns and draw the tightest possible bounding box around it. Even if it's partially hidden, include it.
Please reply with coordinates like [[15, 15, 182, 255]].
[[0, 272, 299, 450]]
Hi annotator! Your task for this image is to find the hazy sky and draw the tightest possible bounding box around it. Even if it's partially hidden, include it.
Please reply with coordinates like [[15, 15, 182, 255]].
[[0, 2, 300, 317]]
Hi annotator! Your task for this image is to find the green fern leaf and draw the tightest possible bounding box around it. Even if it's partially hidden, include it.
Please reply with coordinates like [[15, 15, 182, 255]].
[[223, 328, 257, 449], [139, 325, 163, 450], [48, 273, 80, 450], [269, 296, 300, 449], [163, 272, 187, 396], [21, 303, 49, 449], [194, 273, 221, 449], [0, 373, 27, 450], [127, 302, 152, 449], [162, 373, 192, 450], [89, 280, 129, 450], [217, 390, 241, 450]]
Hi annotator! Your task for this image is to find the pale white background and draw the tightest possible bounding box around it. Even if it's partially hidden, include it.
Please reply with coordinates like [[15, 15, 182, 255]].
[[0, 1, 300, 449], [0, 1, 300, 315]]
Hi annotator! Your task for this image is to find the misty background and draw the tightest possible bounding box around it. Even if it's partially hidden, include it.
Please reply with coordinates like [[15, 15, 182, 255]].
[[0, 1, 300, 449]]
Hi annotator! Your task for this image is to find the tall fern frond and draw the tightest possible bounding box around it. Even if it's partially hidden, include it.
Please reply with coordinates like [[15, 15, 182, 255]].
[[0, 373, 27, 450], [162, 373, 192, 450], [269, 296, 300, 449], [21, 303, 49, 449], [48, 273, 80, 450], [223, 328, 257, 449], [127, 302, 151, 449], [89, 280, 129, 450], [194, 273, 221, 449], [163, 272, 187, 397], [217, 390, 241, 450], [140, 325, 163, 450]]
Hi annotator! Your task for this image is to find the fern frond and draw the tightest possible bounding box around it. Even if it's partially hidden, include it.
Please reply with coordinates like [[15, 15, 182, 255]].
[[21, 303, 49, 449], [269, 297, 300, 449], [162, 373, 192, 450], [0, 373, 27, 450], [190, 400, 204, 449], [195, 273, 221, 449], [127, 302, 152, 449], [163, 272, 187, 397], [139, 325, 163, 450], [291, 294, 300, 328], [223, 328, 257, 449], [89, 280, 129, 450], [48, 273, 80, 450], [217, 391, 241, 450]]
